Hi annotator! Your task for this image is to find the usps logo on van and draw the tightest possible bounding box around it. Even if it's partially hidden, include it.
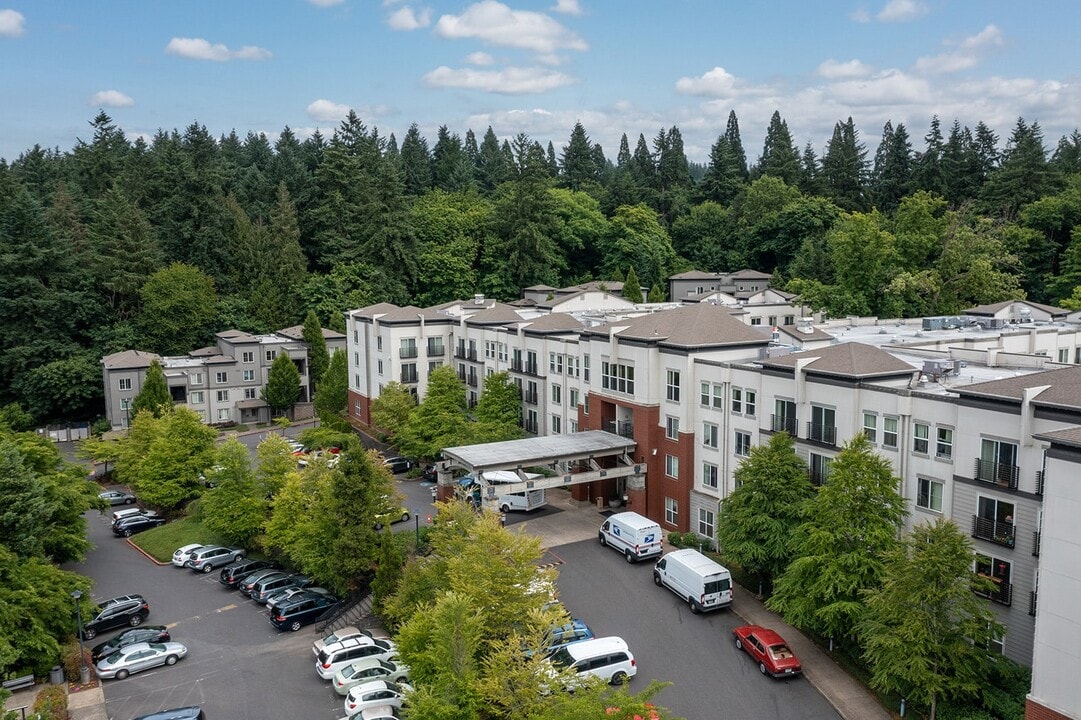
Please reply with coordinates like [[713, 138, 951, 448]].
[[612, 527, 621, 537], [643, 533, 655, 544]]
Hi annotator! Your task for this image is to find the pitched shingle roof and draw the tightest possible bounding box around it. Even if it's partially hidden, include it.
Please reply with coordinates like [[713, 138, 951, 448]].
[[760, 342, 917, 379], [276, 325, 346, 340], [955, 365, 1081, 410], [521, 313, 585, 334], [351, 302, 401, 319], [1033, 425, 1081, 448], [583, 303, 768, 349], [964, 299, 1069, 317], [102, 349, 159, 370], [463, 303, 525, 325]]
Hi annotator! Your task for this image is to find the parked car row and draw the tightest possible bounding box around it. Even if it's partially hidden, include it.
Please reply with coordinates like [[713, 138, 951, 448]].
[[308, 626, 411, 719], [82, 594, 191, 682]]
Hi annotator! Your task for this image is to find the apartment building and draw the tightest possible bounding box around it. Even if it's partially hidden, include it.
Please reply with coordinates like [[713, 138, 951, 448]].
[[668, 268, 773, 299], [102, 326, 345, 430]]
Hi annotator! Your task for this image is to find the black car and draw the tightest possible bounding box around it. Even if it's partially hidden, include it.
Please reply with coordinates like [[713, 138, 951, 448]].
[[219, 559, 275, 588], [382, 456, 412, 475], [269, 593, 338, 632], [112, 515, 167, 537], [90, 625, 170, 663], [81, 595, 150, 640]]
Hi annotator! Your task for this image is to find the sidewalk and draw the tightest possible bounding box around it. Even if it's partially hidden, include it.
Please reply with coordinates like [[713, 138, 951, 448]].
[[2, 682, 107, 720], [522, 489, 894, 720]]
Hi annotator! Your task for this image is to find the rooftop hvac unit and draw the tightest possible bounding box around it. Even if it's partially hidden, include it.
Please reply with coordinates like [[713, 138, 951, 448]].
[[922, 359, 961, 382]]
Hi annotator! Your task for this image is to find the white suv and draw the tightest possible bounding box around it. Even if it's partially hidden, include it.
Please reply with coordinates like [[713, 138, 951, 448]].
[[316, 636, 398, 680], [548, 636, 637, 686]]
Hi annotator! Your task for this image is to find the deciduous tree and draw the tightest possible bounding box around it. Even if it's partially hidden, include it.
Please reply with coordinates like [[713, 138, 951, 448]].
[[201, 437, 266, 546], [370, 381, 417, 440], [396, 366, 468, 460], [262, 352, 302, 416], [138, 263, 218, 356], [131, 358, 171, 418]]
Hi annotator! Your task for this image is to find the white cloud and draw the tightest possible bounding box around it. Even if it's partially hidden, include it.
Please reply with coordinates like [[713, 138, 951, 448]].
[[165, 37, 271, 62], [423, 65, 576, 94], [850, 7, 871, 23], [309, 0, 345, 6], [674, 66, 771, 99], [915, 25, 1004, 75], [434, 1, 587, 54], [306, 99, 353, 121], [876, 0, 927, 23], [0, 8, 25, 37], [827, 69, 930, 106], [388, 6, 431, 30], [551, 0, 581, 15], [817, 59, 874, 80], [466, 51, 494, 65], [89, 90, 134, 108]]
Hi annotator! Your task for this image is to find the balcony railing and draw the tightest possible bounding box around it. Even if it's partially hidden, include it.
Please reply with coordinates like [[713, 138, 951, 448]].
[[808, 467, 830, 487], [524, 391, 538, 405], [524, 420, 538, 434], [426, 344, 444, 358], [770, 414, 797, 436], [971, 515, 1015, 549], [605, 420, 634, 438], [807, 422, 837, 445], [399, 347, 418, 359], [1032, 530, 1041, 557], [1035, 470, 1044, 496], [511, 360, 523, 372], [1029, 590, 1037, 617], [524, 362, 539, 375], [973, 459, 1019, 489], [457, 369, 467, 381], [975, 577, 1012, 606], [400, 369, 418, 384], [466, 373, 478, 388]]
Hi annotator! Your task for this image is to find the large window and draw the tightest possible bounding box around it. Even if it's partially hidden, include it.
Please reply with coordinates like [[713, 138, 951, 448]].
[[666, 370, 681, 401], [702, 422, 719, 448], [665, 454, 679, 478], [810, 405, 836, 444], [399, 339, 418, 359], [217, 408, 231, 422], [916, 477, 943, 512], [664, 497, 678, 525], [700, 382, 711, 407], [190, 372, 203, 385], [979, 438, 1018, 486], [665, 415, 679, 440], [883, 416, 899, 448], [552, 384, 562, 404], [601, 361, 635, 394], [937, 427, 953, 459], [731, 387, 742, 414], [549, 353, 564, 374], [118, 377, 132, 391], [190, 391, 204, 404], [744, 390, 756, 417], [734, 431, 751, 457], [913, 423, 929, 454], [698, 508, 715, 540], [702, 462, 719, 489], [863, 412, 877, 443], [427, 337, 444, 357]]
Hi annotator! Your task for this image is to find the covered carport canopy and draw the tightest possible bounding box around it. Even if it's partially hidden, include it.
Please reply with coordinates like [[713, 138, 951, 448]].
[[437, 430, 641, 504]]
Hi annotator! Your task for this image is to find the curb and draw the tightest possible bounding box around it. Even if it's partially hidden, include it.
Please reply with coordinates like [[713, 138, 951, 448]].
[[125, 538, 170, 566]]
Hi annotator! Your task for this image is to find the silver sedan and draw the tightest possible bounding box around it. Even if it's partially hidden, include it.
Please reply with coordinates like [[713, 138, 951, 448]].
[[95, 641, 188, 680]]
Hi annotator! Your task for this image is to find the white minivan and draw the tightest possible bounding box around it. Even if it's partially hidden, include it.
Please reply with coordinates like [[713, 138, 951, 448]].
[[475, 471, 546, 513], [598, 511, 662, 563], [548, 636, 637, 687], [653, 548, 732, 613]]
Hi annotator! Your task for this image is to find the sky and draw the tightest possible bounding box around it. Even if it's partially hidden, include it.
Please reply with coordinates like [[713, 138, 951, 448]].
[[1, 0, 1079, 165]]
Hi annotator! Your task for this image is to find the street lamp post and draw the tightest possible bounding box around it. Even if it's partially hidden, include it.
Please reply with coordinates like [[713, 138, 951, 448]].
[[71, 590, 90, 685]]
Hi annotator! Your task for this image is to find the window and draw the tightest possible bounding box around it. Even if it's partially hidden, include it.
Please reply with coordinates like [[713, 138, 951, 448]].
[[266, 350, 276, 362], [664, 497, 678, 525], [195, 409, 206, 422], [242, 351, 254, 363], [428, 361, 442, 373], [883, 416, 898, 448], [583, 395, 589, 415], [551, 415, 562, 434], [913, 423, 929, 454], [190, 391, 204, 404], [1058, 348, 1069, 363], [569, 388, 579, 408], [190, 372, 202, 385], [353, 330, 358, 343], [979, 439, 1018, 486], [810, 405, 836, 444], [936, 427, 953, 459], [744, 390, 756, 417], [702, 462, 719, 489], [734, 431, 751, 457], [244, 387, 257, 399], [700, 382, 711, 406], [217, 408, 231, 422], [975, 553, 1012, 606], [773, 399, 796, 434], [567, 355, 578, 377], [216, 390, 229, 402], [549, 353, 563, 374], [731, 387, 742, 414], [118, 378, 132, 391], [601, 361, 635, 394], [243, 370, 255, 382], [666, 370, 680, 401], [665, 415, 679, 440], [916, 478, 943, 512], [702, 422, 718, 448], [427, 337, 444, 357], [401, 363, 417, 384], [377, 360, 383, 376], [809, 453, 832, 486], [665, 454, 679, 478], [526, 350, 538, 373], [355, 352, 360, 366], [698, 508, 715, 540], [215, 372, 228, 384], [750, 317, 762, 326], [400, 338, 417, 359], [486, 341, 496, 359], [376, 336, 383, 352], [568, 419, 578, 433], [863, 413, 877, 443], [552, 384, 562, 404], [768, 315, 777, 327], [498, 343, 508, 362], [784, 315, 795, 325]]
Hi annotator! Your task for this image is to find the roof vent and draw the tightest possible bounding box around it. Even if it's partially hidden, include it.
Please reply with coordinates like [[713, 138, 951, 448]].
[[474, 293, 485, 305]]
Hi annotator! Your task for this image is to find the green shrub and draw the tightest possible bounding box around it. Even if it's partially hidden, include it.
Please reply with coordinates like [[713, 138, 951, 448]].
[[61, 639, 91, 682], [667, 531, 683, 547], [31, 684, 67, 720]]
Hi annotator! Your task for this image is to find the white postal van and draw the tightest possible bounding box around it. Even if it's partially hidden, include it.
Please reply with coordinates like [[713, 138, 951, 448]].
[[652, 548, 732, 613], [598, 512, 662, 563], [478, 471, 546, 513]]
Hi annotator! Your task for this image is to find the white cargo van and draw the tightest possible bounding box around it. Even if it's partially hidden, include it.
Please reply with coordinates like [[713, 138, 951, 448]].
[[598, 511, 662, 563], [479, 470, 546, 513], [652, 548, 732, 613]]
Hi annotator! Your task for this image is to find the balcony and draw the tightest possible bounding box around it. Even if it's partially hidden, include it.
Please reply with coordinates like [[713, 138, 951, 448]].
[[1035, 470, 1044, 496], [975, 577, 1012, 606], [399, 347, 418, 359], [453, 347, 477, 361], [807, 422, 837, 445], [973, 459, 1019, 490], [524, 390, 538, 405], [605, 420, 634, 438], [524, 362, 539, 376], [1029, 590, 1037, 617], [1032, 530, 1041, 557], [426, 344, 444, 358], [971, 515, 1015, 549], [511, 359, 523, 372], [770, 414, 797, 436], [524, 420, 538, 434], [466, 373, 478, 388], [400, 369, 418, 384], [808, 467, 830, 487]]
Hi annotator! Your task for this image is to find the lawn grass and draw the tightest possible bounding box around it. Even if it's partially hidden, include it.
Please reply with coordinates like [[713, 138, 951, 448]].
[[132, 515, 229, 563]]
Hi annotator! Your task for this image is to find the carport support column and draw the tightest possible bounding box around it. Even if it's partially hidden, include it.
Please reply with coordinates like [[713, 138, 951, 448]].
[[624, 469, 646, 514], [435, 469, 457, 502]]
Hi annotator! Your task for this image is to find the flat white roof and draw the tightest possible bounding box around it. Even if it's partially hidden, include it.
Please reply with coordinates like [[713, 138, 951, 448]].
[[443, 430, 635, 472]]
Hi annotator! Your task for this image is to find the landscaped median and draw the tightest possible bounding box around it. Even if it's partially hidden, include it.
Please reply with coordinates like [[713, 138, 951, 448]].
[[129, 514, 231, 564]]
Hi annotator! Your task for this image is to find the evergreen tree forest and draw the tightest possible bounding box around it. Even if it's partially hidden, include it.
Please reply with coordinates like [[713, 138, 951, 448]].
[[3, 109, 1081, 425]]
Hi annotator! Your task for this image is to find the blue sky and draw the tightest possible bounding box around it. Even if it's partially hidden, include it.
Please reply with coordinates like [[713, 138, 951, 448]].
[[1, 0, 1079, 164]]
